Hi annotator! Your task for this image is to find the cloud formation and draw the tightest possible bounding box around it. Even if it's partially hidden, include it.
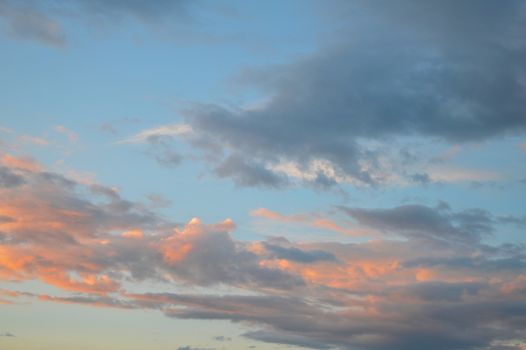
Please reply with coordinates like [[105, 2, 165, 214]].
[[120, 0, 526, 189], [0, 0, 65, 46], [342, 203, 494, 243], [0, 0, 189, 46], [1, 152, 525, 349]]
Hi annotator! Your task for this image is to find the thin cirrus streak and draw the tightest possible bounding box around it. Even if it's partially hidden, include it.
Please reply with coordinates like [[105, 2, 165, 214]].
[[1, 153, 525, 350], [250, 207, 367, 237]]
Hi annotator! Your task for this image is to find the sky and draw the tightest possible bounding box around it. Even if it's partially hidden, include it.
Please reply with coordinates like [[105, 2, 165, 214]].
[[0, 0, 525, 349]]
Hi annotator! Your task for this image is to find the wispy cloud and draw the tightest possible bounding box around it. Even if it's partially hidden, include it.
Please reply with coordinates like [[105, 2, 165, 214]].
[[250, 207, 364, 237], [0, 1, 65, 47], [116, 124, 193, 144], [54, 126, 78, 143]]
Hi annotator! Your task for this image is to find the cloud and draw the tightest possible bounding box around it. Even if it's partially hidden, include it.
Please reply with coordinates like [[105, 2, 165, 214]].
[[77, 0, 189, 22], [342, 203, 494, 243], [117, 124, 192, 168], [250, 207, 362, 236], [0, 0, 189, 47], [213, 336, 231, 342], [243, 330, 332, 350], [117, 0, 526, 188], [1, 153, 42, 172], [116, 124, 193, 144], [0, 153, 303, 291], [262, 242, 337, 264], [0, 1, 65, 47], [54, 126, 78, 143], [1, 152, 525, 350], [0, 166, 26, 188], [215, 155, 289, 188], [18, 135, 49, 146], [0, 331, 15, 337]]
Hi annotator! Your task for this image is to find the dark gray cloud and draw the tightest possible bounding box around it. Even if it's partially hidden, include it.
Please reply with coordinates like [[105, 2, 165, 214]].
[[215, 154, 289, 188], [404, 281, 483, 302], [175, 0, 526, 187], [0, 215, 14, 223], [243, 330, 332, 350], [0, 166, 25, 188], [154, 287, 526, 350], [404, 254, 526, 273], [147, 140, 184, 168], [262, 242, 338, 263], [409, 173, 431, 186], [164, 229, 304, 289], [342, 203, 494, 243], [497, 215, 526, 228], [0, 0, 65, 46]]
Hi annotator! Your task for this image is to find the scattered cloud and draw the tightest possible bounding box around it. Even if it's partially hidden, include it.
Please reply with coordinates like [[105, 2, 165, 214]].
[[54, 126, 78, 143], [1, 153, 525, 349], [18, 135, 49, 146], [0, 0, 190, 47], [250, 207, 364, 236], [0, 1, 65, 47], [116, 124, 192, 145]]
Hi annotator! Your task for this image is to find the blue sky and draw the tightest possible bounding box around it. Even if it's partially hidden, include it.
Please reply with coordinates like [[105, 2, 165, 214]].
[[1, 1, 526, 350]]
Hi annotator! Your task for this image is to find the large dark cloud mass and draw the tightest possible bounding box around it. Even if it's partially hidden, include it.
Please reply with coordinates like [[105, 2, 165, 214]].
[[174, 0, 526, 187]]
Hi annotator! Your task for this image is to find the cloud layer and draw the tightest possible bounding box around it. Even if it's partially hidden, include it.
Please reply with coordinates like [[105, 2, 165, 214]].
[[119, 0, 526, 188], [1, 153, 525, 349]]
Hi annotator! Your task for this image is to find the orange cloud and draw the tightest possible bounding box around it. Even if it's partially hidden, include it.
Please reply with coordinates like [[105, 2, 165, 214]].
[[121, 229, 144, 239], [251, 207, 363, 236], [40, 271, 119, 295], [1, 153, 42, 172], [161, 217, 235, 265]]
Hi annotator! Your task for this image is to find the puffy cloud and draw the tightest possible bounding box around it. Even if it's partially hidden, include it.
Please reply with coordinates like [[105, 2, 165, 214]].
[[1, 153, 525, 349], [118, 0, 526, 188], [0, 153, 302, 292]]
